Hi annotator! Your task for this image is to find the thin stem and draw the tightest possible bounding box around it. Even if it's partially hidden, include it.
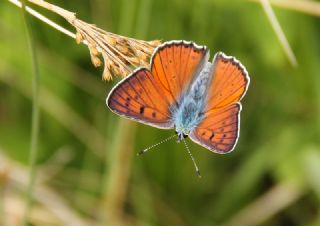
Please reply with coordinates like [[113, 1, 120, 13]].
[[259, 0, 298, 67], [103, 119, 136, 226], [21, 1, 41, 225], [8, 0, 77, 40], [248, 0, 320, 17], [0, 177, 5, 226]]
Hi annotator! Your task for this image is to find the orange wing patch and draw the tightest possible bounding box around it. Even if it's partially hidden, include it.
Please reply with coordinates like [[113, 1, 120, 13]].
[[151, 41, 208, 106], [107, 68, 173, 129], [190, 103, 241, 153], [205, 52, 249, 115]]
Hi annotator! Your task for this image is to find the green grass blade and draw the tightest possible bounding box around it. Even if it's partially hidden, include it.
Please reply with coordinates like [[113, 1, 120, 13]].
[[21, 1, 41, 225]]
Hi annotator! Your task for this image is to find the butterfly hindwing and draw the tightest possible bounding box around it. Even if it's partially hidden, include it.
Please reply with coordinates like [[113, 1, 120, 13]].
[[190, 103, 241, 153], [107, 68, 173, 129]]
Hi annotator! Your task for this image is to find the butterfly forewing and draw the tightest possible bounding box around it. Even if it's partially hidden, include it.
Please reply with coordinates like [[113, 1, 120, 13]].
[[107, 41, 208, 129], [205, 52, 249, 114], [107, 68, 173, 129], [190, 103, 241, 153], [151, 41, 209, 105]]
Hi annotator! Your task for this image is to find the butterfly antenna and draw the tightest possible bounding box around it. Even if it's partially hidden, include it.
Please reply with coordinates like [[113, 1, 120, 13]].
[[137, 134, 177, 156], [182, 139, 201, 178]]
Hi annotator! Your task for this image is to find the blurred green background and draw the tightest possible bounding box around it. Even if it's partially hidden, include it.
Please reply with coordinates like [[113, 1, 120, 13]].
[[1, 0, 320, 225]]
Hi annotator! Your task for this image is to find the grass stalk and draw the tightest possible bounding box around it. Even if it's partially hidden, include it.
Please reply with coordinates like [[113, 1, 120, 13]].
[[8, 0, 76, 39], [259, 0, 298, 67], [21, 1, 40, 225], [103, 119, 136, 226], [0, 170, 7, 226], [0, 190, 3, 226], [248, 0, 320, 17]]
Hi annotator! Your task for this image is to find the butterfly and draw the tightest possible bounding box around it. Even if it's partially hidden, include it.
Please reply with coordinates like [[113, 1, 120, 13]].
[[106, 40, 250, 154]]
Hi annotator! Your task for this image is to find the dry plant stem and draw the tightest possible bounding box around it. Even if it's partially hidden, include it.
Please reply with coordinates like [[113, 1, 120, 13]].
[[219, 182, 304, 226], [103, 120, 136, 226], [0, 168, 8, 226], [21, 1, 41, 225], [259, 0, 298, 67], [249, 0, 320, 17], [8, 0, 161, 80], [8, 0, 76, 39]]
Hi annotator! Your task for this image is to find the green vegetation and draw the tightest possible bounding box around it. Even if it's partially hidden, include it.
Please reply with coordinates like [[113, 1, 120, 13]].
[[1, 0, 320, 225]]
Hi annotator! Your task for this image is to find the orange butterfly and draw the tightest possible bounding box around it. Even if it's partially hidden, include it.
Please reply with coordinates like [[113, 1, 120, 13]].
[[107, 41, 250, 155]]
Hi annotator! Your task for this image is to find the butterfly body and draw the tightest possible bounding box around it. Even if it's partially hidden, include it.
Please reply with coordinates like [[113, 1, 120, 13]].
[[173, 62, 212, 140], [107, 40, 250, 154]]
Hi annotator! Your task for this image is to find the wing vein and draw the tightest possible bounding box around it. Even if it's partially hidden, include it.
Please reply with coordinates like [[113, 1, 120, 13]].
[[159, 52, 176, 102]]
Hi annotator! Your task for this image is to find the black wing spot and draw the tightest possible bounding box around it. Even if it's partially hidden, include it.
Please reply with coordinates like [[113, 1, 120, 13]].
[[223, 134, 226, 138], [140, 106, 145, 114], [210, 132, 215, 140], [134, 95, 139, 100], [202, 131, 206, 136], [126, 97, 130, 101], [125, 102, 129, 107], [152, 112, 157, 118]]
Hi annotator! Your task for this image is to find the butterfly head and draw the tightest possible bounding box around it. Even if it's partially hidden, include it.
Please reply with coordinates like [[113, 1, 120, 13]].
[[176, 131, 188, 142]]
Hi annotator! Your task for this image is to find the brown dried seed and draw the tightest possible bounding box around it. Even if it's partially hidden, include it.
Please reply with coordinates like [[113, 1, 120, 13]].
[[102, 67, 113, 81], [91, 54, 102, 67], [104, 36, 117, 46], [128, 57, 140, 65], [117, 39, 129, 47], [106, 60, 113, 70], [89, 44, 100, 56], [115, 45, 129, 54], [75, 31, 83, 44], [112, 65, 121, 76], [136, 50, 148, 62]]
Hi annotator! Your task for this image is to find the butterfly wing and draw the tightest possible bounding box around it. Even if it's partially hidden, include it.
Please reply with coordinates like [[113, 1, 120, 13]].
[[150, 41, 209, 106], [206, 52, 249, 112], [190, 103, 242, 153], [107, 41, 208, 129], [107, 68, 173, 129], [189, 52, 250, 153]]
